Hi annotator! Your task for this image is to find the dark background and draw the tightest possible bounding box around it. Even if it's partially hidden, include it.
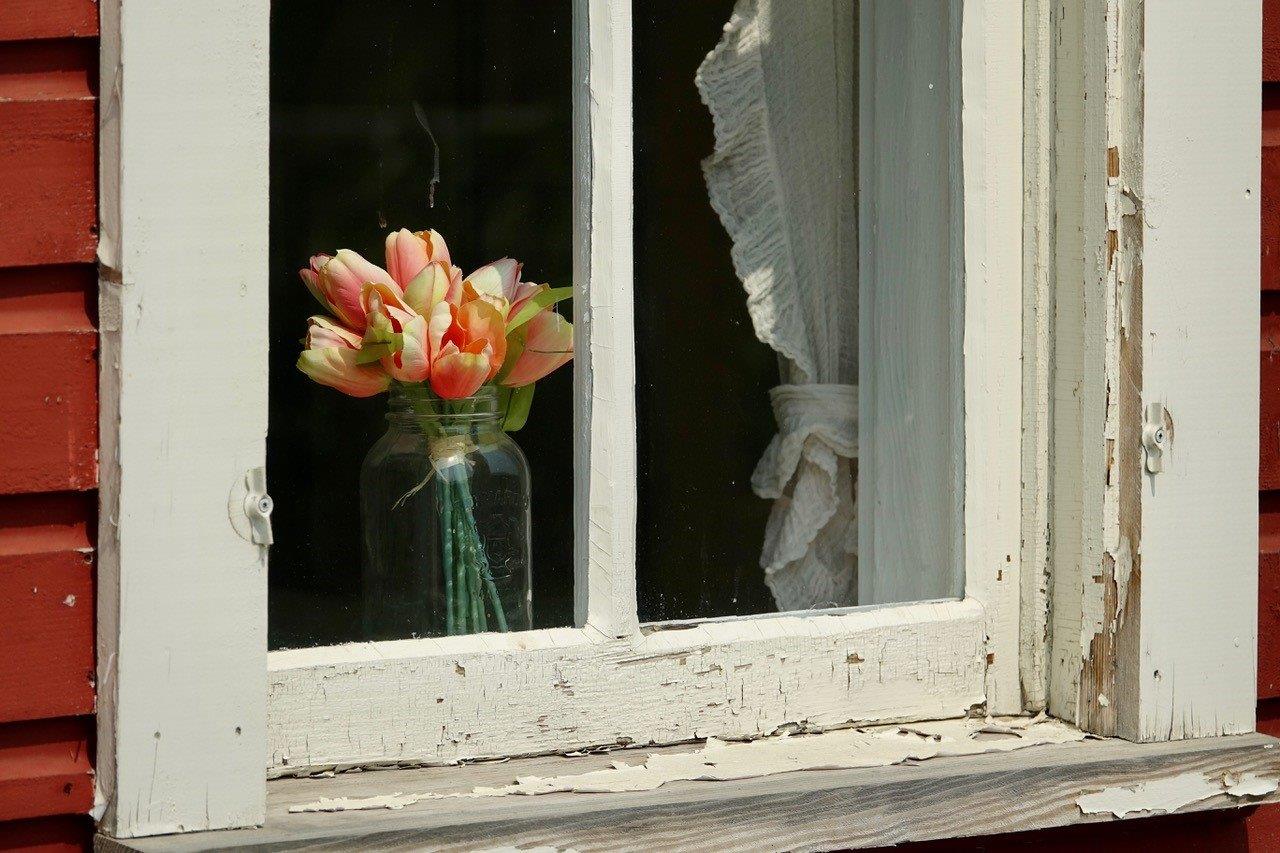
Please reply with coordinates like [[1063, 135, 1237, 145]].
[[268, 1, 780, 648], [632, 2, 780, 621], [268, 1, 576, 647]]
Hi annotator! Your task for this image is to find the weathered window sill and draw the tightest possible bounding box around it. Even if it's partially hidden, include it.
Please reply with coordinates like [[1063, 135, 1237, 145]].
[[98, 726, 1280, 851]]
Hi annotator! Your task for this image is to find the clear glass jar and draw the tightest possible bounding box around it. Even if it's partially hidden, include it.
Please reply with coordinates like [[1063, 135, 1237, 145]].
[[360, 385, 531, 638]]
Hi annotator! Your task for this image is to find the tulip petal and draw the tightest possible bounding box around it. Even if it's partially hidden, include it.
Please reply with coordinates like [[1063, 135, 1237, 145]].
[[427, 300, 454, 362], [403, 260, 453, 316], [455, 299, 508, 380], [305, 315, 362, 350], [500, 310, 573, 387], [430, 342, 491, 399], [382, 313, 431, 382], [314, 249, 398, 329], [298, 347, 389, 397], [463, 258, 522, 304], [385, 228, 431, 287]]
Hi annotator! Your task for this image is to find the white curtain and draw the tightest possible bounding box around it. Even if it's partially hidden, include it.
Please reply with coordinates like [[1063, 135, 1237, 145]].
[[696, 0, 858, 611]]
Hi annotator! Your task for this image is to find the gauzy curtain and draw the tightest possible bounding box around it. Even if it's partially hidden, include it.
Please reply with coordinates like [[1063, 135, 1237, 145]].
[[695, 0, 858, 611]]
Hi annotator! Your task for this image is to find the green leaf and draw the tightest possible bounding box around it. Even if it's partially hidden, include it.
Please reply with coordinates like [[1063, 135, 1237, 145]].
[[506, 286, 573, 333], [354, 332, 402, 364], [495, 326, 526, 384], [502, 383, 536, 432]]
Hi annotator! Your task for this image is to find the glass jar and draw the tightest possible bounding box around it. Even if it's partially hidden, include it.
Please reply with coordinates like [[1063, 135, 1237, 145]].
[[360, 385, 531, 638]]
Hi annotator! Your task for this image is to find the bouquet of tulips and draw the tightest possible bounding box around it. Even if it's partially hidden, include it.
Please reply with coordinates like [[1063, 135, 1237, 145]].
[[296, 228, 572, 633]]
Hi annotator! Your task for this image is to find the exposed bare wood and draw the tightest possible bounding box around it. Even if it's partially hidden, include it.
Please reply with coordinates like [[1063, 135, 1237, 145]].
[[100, 733, 1280, 852]]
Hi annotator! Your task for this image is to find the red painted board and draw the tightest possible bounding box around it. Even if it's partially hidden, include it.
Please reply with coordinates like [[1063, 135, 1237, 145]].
[[0, 331, 97, 495], [0, 1, 98, 42], [1262, 301, 1280, 489], [0, 265, 96, 335], [1269, 0, 1280, 83], [0, 815, 90, 852], [1265, 91, 1280, 293], [0, 100, 97, 269], [0, 492, 95, 723], [0, 717, 92, 823]]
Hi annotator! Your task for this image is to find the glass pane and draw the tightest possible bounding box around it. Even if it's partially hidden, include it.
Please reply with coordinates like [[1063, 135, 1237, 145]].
[[268, 1, 574, 649], [634, 1, 962, 621]]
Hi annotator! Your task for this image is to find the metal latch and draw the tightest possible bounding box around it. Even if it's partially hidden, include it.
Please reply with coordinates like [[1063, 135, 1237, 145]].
[[229, 467, 274, 546], [1141, 402, 1167, 474]]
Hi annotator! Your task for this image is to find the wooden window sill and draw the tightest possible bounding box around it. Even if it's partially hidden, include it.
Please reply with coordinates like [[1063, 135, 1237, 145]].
[[98, 728, 1280, 851]]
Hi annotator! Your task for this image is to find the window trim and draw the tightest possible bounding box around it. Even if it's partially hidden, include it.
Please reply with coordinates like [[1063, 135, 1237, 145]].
[[94, 0, 1261, 840]]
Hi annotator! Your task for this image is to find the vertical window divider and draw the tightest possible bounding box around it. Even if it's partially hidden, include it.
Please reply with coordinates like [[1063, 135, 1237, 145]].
[[573, 0, 639, 638]]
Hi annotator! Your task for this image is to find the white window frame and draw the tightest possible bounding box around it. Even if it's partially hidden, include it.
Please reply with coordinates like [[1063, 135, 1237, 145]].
[[93, 0, 1261, 840]]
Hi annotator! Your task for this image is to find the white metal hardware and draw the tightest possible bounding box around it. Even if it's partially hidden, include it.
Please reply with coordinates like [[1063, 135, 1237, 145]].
[[1142, 402, 1166, 474], [229, 467, 274, 545]]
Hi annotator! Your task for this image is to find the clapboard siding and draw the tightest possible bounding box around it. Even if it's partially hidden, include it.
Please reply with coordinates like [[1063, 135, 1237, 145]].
[[0, 492, 95, 722], [0, 2, 98, 43], [0, 6, 99, 845], [0, 717, 93, 822], [0, 37, 96, 269]]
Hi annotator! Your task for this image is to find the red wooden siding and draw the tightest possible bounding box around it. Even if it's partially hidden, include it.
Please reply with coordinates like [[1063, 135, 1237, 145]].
[[0, 5, 99, 849]]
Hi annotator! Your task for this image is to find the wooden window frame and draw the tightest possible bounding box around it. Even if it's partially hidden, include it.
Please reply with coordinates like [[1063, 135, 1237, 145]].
[[93, 0, 1261, 842]]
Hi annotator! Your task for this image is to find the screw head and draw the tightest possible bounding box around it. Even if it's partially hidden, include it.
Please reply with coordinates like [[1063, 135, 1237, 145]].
[[1153, 428, 1166, 445], [256, 495, 274, 516]]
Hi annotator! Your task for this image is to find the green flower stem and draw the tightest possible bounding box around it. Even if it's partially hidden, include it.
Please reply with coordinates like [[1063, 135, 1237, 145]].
[[440, 476, 455, 635], [451, 489, 470, 634], [395, 382, 510, 636], [456, 477, 508, 632]]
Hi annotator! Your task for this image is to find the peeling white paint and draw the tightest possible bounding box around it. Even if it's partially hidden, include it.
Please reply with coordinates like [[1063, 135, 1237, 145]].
[[288, 717, 1086, 813], [269, 602, 988, 774], [1077, 770, 1279, 818]]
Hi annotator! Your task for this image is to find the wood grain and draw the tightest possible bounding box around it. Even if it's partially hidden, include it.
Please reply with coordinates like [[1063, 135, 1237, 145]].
[[100, 733, 1280, 852]]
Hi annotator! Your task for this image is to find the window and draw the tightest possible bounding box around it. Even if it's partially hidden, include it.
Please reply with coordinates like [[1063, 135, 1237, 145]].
[[263, 0, 1024, 775], [95, 0, 1261, 840]]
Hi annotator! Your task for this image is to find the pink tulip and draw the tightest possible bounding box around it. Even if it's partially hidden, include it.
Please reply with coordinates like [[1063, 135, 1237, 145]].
[[299, 250, 398, 329], [501, 310, 573, 387], [386, 229, 463, 315], [431, 340, 493, 399], [385, 228, 451, 282]]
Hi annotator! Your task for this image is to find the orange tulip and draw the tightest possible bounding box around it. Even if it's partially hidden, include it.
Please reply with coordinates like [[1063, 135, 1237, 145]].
[[431, 340, 493, 399], [440, 299, 508, 381], [500, 310, 573, 387]]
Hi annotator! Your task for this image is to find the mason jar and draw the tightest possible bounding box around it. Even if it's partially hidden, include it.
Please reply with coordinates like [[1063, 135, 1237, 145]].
[[360, 385, 531, 638]]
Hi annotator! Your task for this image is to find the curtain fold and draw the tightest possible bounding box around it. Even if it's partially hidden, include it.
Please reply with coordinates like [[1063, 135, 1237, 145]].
[[696, 0, 858, 611]]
